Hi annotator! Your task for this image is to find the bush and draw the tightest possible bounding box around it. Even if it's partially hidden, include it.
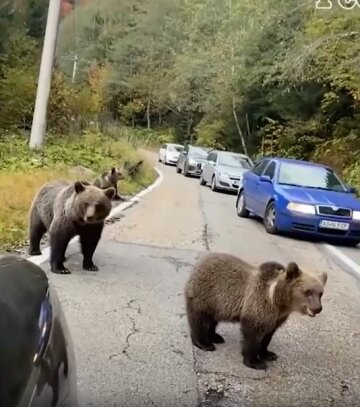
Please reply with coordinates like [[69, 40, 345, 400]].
[[0, 131, 156, 251]]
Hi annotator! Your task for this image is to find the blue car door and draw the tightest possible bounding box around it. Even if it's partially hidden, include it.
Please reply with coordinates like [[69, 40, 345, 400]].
[[257, 160, 277, 215], [244, 159, 270, 214]]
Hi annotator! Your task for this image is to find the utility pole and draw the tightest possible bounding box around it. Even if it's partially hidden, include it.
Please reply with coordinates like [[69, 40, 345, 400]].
[[29, 0, 62, 149]]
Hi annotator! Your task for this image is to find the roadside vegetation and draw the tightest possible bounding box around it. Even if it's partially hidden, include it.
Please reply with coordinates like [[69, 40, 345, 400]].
[[1, 0, 360, 249], [0, 132, 155, 251]]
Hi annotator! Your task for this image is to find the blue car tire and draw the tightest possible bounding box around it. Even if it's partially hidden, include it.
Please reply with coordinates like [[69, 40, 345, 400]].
[[264, 201, 278, 234], [236, 190, 250, 218]]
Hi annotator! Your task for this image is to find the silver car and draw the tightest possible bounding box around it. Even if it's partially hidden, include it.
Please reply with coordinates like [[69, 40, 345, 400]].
[[200, 150, 253, 192]]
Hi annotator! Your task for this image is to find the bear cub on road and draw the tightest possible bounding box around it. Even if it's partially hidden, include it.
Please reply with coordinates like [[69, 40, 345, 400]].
[[28, 180, 115, 274], [185, 252, 327, 370], [93, 167, 124, 201]]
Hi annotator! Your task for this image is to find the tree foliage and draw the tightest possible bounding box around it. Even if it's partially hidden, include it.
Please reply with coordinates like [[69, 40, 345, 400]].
[[1, 0, 360, 185]]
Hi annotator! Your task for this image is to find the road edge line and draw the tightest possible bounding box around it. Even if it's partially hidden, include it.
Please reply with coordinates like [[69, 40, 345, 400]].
[[323, 243, 360, 278], [28, 166, 164, 266]]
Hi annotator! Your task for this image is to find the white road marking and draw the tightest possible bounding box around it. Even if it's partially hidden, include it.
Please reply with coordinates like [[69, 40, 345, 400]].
[[28, 167, 164, 266], [323, 243, 360, 278]]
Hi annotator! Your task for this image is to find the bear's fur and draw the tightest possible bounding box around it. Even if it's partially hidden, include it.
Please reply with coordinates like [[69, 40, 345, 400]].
[[184, 252, 327, 370], [28, 180, 115, 274], [93, 167, 124, 201]]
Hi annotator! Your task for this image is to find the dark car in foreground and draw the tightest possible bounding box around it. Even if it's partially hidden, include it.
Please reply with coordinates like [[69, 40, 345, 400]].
[[236, 157, 360, 245], [176, 144, 210, 177], [0, 255, 78, 407]]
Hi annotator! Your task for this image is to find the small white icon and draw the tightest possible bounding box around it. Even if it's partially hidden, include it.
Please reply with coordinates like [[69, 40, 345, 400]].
[[337, 0, 360, 9], [315, 0, 333, 8]]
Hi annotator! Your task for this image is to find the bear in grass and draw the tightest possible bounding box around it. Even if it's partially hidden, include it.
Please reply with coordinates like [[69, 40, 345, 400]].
[[28, 180, 115, 274], [185, 252, 327, 370]]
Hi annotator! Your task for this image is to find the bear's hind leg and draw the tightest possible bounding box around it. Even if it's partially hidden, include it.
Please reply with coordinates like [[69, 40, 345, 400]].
[[79, 223, 103, 271], [258, 330, 278, 362], [29, 209, 46, 256], [186, 299, 216, 351]]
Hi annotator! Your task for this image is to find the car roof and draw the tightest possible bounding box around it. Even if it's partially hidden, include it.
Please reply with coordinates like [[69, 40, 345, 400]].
[[188, 145, 210, 150], [262, 156, 328, 169], [214, 150, 250, 158]]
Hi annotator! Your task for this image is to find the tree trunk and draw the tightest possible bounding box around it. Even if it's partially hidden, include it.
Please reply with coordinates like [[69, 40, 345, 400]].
[[146, 99, 151, 129], [245, 113, 251, 140], [187, 113, 193, 143], [158, 109, 162, 126], [232, 96, 248, 156]]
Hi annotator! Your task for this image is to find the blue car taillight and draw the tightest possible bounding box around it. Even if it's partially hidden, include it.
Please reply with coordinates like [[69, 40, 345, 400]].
[[33, 288, 53, 367]]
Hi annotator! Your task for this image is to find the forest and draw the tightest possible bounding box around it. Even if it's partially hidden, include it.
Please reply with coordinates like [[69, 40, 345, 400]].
[[0, 0, 360, 249]]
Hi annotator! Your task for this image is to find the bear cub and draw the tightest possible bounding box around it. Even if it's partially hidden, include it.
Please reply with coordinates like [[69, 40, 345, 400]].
[[185, 252, 327, 370], [93, 167, 124, 201], [28, 180, 115, 274]]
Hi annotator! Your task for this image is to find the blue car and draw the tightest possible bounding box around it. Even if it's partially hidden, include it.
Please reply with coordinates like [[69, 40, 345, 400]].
[[235, 157, 360, 246]]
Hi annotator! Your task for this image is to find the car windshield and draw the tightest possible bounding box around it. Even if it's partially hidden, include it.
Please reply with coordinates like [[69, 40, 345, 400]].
[[219, 153, 252, 169], [189, 147, 208, 157], [278, 162, 347, 192], [168, 145, 183, 152]]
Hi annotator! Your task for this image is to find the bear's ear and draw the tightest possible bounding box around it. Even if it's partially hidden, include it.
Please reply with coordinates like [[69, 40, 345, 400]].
[[285, 262, 300, 280], [104, 187, 116, 200], [74, 181, 86, 194], [111, 167, 116, 174], [320, 271, 327, 286]]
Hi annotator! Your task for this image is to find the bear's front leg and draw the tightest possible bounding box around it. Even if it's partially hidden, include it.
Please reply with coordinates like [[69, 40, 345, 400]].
[[79, 223, 104, 271], [49, 233, 72, 275], [258, 330, 278, 362], [241, 324, 267, 370]]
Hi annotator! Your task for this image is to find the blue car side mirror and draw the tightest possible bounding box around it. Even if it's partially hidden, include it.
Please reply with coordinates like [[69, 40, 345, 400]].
[[260, 175, 272, 183], [348, 186, 357, 194]]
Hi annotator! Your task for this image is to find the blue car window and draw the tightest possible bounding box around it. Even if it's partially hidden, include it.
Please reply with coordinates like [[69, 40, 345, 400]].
[[252, 160, 269, 176], [264, 161, 276, 179], [278, 162, 347, 192]]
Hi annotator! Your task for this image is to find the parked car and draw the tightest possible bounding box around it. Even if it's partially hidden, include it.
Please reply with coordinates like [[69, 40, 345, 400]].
[[176, 145, 210, 177], [235, 157, 360, 245], [158, 143, 184, 165], [200, 150, 253, 192], [0, 255, 78, 407]]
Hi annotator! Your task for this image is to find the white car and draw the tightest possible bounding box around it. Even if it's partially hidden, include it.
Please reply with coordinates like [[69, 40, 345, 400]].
[[158, 143, 184, 165]]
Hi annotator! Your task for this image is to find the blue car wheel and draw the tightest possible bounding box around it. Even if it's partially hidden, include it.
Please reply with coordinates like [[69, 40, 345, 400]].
[[264, 201, 278, 234], [236, 190, 249, 218]]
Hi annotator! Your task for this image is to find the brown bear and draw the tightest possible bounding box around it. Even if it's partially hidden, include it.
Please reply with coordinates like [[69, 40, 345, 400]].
[[28, 180, 115, 274], [93, 167, 124, 201], [184, 252, 327, 370]]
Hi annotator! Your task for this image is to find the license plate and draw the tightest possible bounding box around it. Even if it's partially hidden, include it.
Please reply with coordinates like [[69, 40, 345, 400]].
[[319, 220, 349, 231]]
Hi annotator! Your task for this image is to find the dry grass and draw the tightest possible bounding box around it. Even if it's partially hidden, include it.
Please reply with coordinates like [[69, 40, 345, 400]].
[[0, 168, 76, 252]]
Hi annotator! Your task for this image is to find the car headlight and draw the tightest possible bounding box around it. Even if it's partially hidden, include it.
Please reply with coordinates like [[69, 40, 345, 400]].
[[219, 172, 229, 178], [287, 202, 316, 215], [188, 158, 196, 166], [352, 210, 360, 221]]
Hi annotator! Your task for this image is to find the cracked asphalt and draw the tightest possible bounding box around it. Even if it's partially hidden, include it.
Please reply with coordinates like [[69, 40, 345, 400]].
[[42, 152, 360, 406]]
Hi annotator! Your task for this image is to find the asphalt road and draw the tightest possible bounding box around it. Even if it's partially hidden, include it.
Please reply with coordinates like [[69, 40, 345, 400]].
[[40, 152, 360, 406]]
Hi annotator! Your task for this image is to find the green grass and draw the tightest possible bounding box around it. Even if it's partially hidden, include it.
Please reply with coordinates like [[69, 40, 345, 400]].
[[0, 131, 156, 251]]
